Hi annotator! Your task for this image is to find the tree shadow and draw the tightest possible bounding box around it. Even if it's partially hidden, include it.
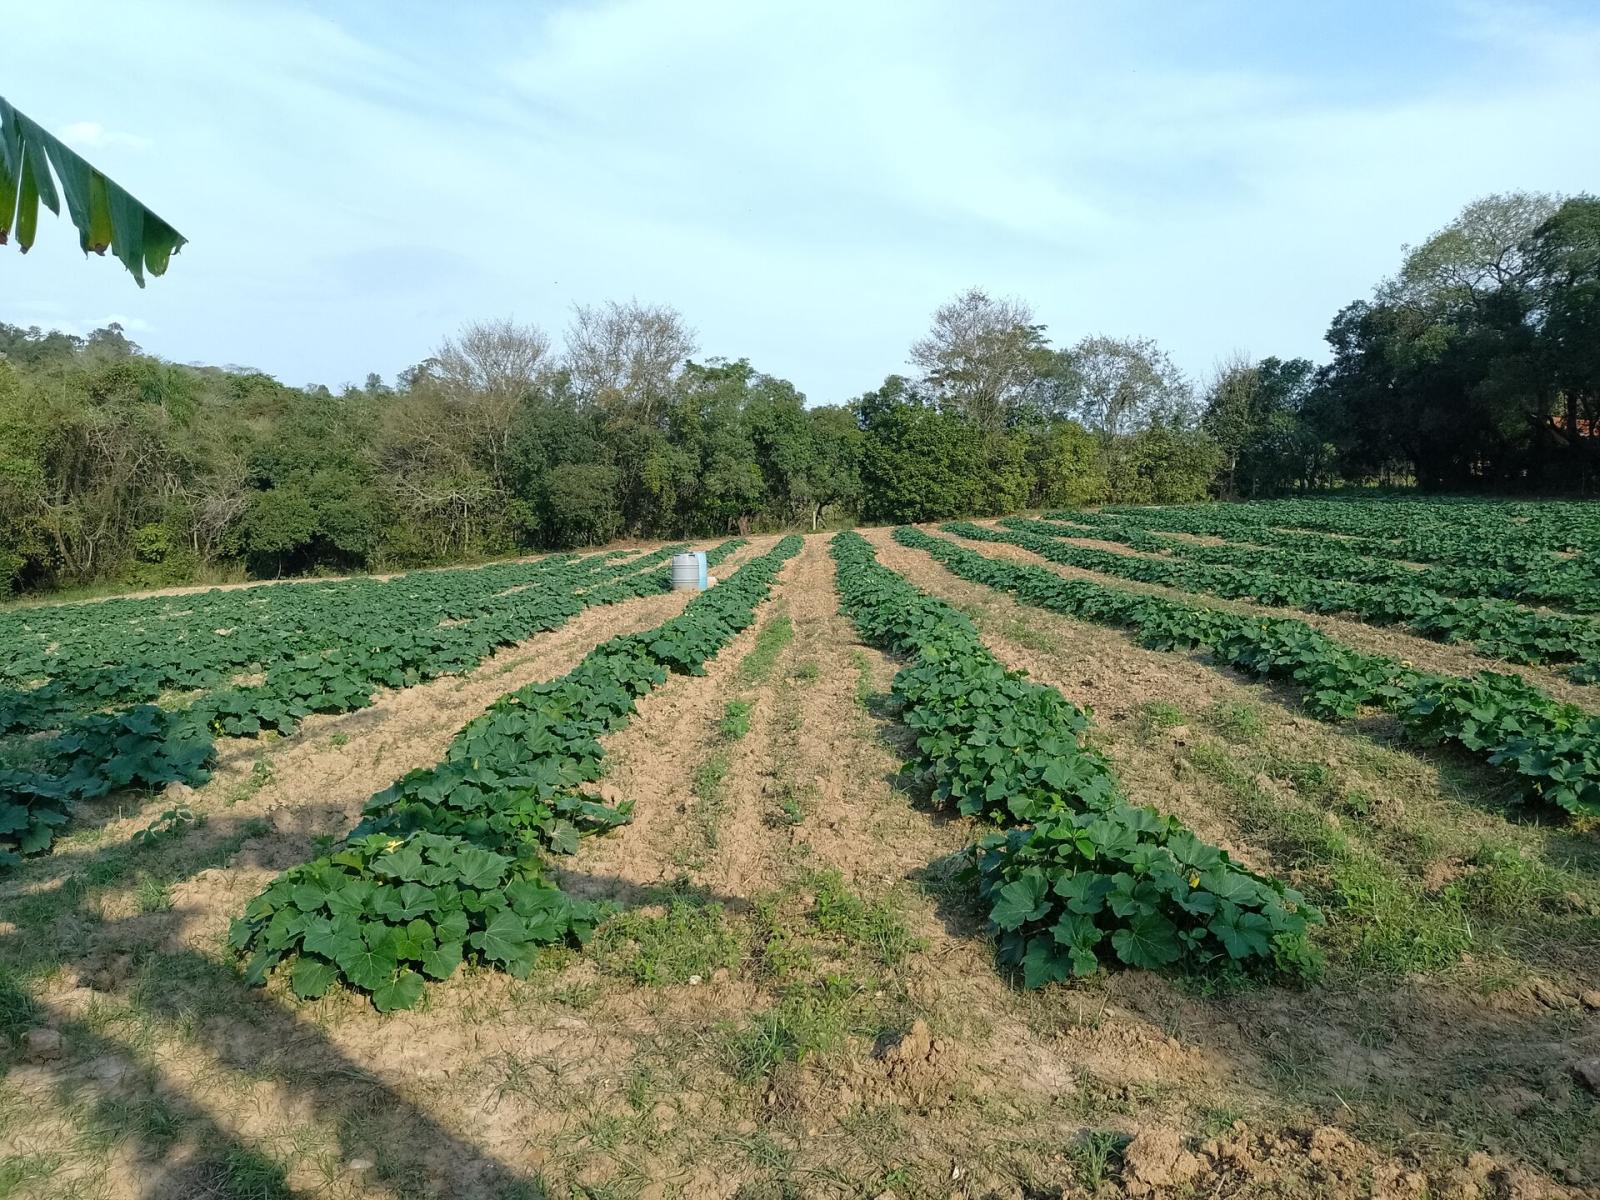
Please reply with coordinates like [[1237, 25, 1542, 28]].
[[1, 810, 551, 1200]]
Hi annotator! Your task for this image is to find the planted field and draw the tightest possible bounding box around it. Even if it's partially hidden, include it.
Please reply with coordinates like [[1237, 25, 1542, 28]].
[[2, 502, 1599, 1200]]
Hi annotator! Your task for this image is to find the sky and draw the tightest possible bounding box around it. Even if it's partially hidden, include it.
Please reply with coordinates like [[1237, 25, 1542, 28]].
[[6, 0, 1600, 403]]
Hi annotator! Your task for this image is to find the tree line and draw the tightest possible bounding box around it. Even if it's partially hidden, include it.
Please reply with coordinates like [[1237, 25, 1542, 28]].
[[1, 188, 1596, 595], [1203, 192, 1600, 494]]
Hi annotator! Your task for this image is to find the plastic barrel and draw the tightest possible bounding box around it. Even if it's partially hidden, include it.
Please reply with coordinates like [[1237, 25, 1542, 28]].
[[696, 551, 708, 589], [670, 553, 700, 591]]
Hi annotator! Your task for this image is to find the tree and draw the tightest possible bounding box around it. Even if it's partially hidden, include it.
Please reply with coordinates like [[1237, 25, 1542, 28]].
[[909, 287, 1052, 432], [565, 300, 697, 425], [858, 377, 994, 522], [1109, 422, 1222, 504], [1057, 335, 1191, 444], [1527, 196, 1600, 482], [1, 96, 185, 285], [1024, 420, 1105, 508], [542, 463, 621, 547], [1202, 354, 1318, 496], [1386, 192, 1559, 316], [1200, 353, 1259, 497], [796, 405, 863, 530], [424, 318, 553, 488]]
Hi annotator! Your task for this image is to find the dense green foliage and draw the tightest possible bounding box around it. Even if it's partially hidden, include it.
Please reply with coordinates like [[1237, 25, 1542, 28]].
[[232, 536, 801, 1009], [0, 543, 736, 864], [0, 306, 1219, 597], [902, 526, 1600, 823], [1203, 193, 1600, 493], [829, 531, 1321, 982], [0, 323, 837, 594]]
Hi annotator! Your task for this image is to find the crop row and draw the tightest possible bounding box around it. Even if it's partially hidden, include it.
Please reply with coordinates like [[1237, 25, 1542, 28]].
[[829, 531, 1321, 984], [0, 543, 744, 866], [973, 521, 1600, 680], [1129, 496, 1600, 555], [1, 549, 638, 736], [1015, 516, 1600, 618], [230, 536, 803, 1010], [901, 526, 1600, 824], [1060, 501, 1600, 575]]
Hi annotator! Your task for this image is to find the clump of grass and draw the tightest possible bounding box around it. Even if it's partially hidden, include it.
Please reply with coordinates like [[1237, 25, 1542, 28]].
[[850, 650, 876, 708], [807, 870, 924, 968], [738, 613, 794, 685], [1204, 699, 1266, 742], [724, 974, 872, 1082], [749, 894, 816, 982], [592, 893, 746, 985], [1069, 1129, 1128, 1190], [718, 699, 754, 741], [227, 756, 274, 807], [1136, 699, 1185, 736], [1274, 756, 1336, 802], [790, 660, 820, 682], [776, 787, 806, 826], [691, 752, 731, 851], [135, 876, 174, 914]]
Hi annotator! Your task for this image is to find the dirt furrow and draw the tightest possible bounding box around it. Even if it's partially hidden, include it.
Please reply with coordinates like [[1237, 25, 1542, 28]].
[[555, 538, 795, 902]]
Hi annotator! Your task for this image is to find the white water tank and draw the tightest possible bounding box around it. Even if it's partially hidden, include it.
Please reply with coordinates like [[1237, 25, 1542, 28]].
[[670, 553, 701, 591]]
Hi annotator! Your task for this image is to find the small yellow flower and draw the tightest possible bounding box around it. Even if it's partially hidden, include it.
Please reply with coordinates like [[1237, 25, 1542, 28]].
[[1188, 873, 1200, 888], [385, 837, 403, 852]]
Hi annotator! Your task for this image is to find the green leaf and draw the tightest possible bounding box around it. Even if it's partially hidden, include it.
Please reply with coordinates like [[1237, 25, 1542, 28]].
[[339, 944, 400, 992], [1111, 913, 1182, 970], [453, 846, 511, 890], [372, 969, 425, 1012], [420, 940, 463, 981], [990, 873, 1050, 930], [434, 909, 469, 944], [302, 915, 361, 962], [0, 98, 187, 284], [15, 144, 38, 252], [374, 844, 426, 881], [291, 957, 339, 999], [1020, 936, 1072, 988], [469, 909, 530, 963], [1210, 908, 1274, 960]]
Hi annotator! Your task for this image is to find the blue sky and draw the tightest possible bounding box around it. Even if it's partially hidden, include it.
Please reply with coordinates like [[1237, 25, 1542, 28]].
[[6, 0, 1599, 403]]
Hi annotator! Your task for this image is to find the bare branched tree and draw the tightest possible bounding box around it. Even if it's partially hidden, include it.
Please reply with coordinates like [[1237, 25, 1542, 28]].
[[909, 287, 1050, 432], [428, 318, 553, 486], [564, 300, 697, 425], [1058, 335, 1192, 442]]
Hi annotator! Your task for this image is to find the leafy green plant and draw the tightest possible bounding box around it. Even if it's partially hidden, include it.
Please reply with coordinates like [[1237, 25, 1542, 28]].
[[1, 95, 186, 284], [232, 536, 803, 1009], [2, 541, 742, 864], [830, 531, 1322, 984], [132, 806, 200, 848], [718, 700, 754, 741], [988, 518, 1600, 678], [230, 832, 600, 1010], [912, 525, 1600, 824]]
